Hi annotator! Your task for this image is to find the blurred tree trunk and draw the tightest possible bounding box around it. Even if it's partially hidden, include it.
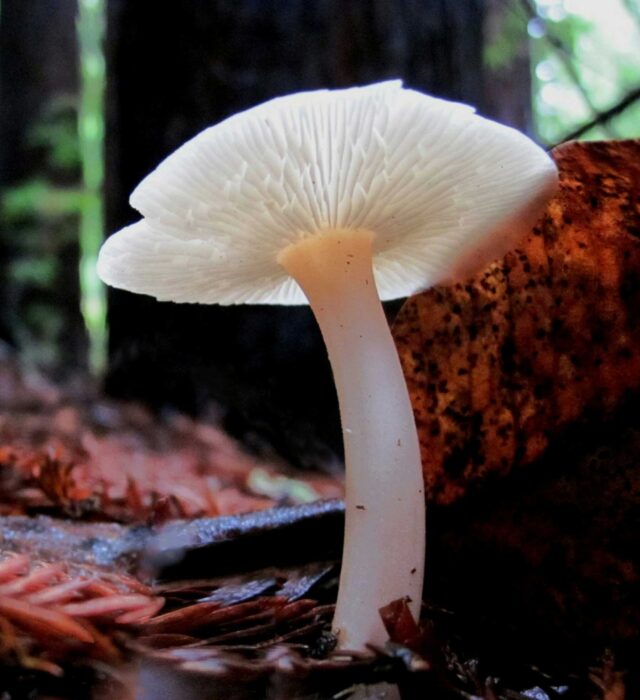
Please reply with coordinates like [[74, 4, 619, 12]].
[[482, 0, 534, 134], [104, 0, 530, 466], [0, 0, 86, 370]]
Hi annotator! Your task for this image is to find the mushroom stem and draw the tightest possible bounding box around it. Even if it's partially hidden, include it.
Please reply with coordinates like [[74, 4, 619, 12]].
[[278, 229, 425, 651]]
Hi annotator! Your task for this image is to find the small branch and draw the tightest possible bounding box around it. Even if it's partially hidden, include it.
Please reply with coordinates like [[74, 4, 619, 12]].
[[556, 85, 640, 144]]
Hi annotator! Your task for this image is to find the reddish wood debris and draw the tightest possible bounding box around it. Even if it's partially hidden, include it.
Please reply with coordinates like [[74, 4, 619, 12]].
[[0, 358, 342, 522], [130, 567, 622, 699], [394, 139, 640, 503], [379, 598, 428, 653], [0, 552, 163, 676]]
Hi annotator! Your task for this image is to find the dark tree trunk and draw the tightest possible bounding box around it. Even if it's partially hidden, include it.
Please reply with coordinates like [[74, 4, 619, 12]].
[[482, 0, 533, 134], [0, 1, 77, 181], [104, 0, 528, 466], [0, 0, 86, 370]]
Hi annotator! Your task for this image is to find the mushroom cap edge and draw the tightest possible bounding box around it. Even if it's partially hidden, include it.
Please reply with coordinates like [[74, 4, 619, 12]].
[[98, 81, 558, 305]]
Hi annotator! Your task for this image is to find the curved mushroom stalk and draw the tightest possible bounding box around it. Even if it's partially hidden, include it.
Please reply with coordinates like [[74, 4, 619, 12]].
[[278, 229, 425, 650], [97, 80, 558, 652]]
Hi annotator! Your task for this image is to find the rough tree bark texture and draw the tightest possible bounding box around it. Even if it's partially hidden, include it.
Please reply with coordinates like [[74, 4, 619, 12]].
[[104, 0, 529, 464], [390, 140, 640, 674], [0, 0, 86, 370]]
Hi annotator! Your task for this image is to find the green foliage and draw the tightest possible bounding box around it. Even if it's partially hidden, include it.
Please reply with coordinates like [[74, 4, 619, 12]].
[[529, 1, 640, 144], [0, 99, 83, 370], [78, 0, 107, 375], [2, 181, 84, 221], [0, 0, 88, 369], [623, 0, 640, 21], [18, 301, 65, 367], [544, 13, 592, 52], [485, 1, 640, 145], [484, 4, 526, 71], [10, 257, 58, 286], [29, 96, 81, 171], [0, 0, 108, 374]]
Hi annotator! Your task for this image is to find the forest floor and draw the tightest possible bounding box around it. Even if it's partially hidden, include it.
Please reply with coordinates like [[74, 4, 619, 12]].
[[0, 347, 631, 699]]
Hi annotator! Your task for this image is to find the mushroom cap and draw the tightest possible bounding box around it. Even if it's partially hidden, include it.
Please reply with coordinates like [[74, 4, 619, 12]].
[[98, 81, 557, 305]]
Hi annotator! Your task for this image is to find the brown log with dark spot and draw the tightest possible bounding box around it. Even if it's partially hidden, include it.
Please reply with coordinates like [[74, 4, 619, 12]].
[[393, 139, 640, 504]]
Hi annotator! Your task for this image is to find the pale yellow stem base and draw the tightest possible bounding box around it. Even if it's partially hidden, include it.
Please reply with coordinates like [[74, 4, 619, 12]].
[[278, 229, 425, 651]]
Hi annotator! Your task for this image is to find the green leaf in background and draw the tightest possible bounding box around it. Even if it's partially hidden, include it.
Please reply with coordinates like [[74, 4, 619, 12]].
[[10, 257, 59, 286], [1, 181, 84, 221], [530, 0, 640, 144], [484, 4, 526, 71], [29, 96, 81, 172]]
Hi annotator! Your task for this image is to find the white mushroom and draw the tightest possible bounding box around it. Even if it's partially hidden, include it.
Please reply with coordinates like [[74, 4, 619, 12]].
[[98, 81, 557, 652]]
